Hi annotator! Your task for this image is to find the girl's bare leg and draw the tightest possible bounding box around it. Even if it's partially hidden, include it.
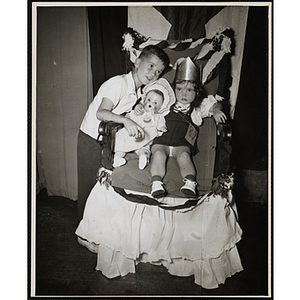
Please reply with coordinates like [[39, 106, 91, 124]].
[[173, 146, 197, 196], [150, 144, 169, 178], [150, 144, 169, 198], [173, 146, 196, 178]]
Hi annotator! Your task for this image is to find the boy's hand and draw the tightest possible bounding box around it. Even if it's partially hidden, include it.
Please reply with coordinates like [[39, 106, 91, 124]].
[[123, 117, 145, 139], [134, 103, 145, 115], [213, 108, 227, 124]]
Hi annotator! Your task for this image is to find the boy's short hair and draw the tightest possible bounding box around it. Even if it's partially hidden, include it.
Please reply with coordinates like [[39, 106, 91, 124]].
[[139, 45, 170, 74]]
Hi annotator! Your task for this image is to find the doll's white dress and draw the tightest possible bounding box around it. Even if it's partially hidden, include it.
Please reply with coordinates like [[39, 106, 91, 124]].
[[114, 111, 166, 153]]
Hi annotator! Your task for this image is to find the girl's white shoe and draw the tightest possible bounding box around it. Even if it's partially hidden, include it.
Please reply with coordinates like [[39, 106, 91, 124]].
[[151, 181, 165, 198], [180, 179, 197, 197]]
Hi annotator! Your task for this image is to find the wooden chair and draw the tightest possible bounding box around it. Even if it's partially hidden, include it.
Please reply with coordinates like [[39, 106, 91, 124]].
[[96, 33, 233, 196]]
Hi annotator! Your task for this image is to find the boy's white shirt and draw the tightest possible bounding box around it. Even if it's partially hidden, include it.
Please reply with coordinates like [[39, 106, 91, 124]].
[[80, 72, 138, 140]]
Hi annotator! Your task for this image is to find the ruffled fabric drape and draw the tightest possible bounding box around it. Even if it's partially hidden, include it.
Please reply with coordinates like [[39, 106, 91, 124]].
[[75, 183, 243, 289]]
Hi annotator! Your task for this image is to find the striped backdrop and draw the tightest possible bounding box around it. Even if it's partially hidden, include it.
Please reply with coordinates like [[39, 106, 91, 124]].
[[128, 6, 249, 118]]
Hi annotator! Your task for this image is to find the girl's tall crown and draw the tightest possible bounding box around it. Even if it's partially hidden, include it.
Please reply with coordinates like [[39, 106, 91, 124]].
[[175, 57, 200, 82]]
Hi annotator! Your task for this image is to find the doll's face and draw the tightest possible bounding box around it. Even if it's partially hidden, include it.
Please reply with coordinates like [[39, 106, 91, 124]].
[[174, 81, 196, 105], [143, 91, 164, 113]]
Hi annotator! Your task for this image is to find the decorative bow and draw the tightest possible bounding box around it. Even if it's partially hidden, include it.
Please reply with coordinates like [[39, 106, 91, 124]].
[[173, 103, 191, 114]]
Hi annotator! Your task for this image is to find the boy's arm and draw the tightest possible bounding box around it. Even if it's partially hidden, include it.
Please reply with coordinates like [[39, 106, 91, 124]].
[[97, 98, 145, 138]]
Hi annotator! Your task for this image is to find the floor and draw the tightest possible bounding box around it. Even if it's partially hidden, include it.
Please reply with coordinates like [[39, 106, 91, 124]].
[[33, 186, 270, 297]]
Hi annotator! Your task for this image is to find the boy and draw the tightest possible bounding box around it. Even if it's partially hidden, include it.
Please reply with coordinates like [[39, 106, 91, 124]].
[[77, 45, 170, 219]]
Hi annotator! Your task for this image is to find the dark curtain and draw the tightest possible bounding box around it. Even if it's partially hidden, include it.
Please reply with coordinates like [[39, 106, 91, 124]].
[[154, 6, 224, 40], [88, 6, 226, 96], [231, 6, 269, 171], [88, 7, 128, 97]]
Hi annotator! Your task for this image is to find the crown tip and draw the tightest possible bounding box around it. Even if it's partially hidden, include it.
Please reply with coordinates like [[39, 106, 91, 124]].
[[175, 57, 200, 82]]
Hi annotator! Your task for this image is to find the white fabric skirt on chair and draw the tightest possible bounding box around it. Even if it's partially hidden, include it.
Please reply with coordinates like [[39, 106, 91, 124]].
[[75, 182, 243, 289]]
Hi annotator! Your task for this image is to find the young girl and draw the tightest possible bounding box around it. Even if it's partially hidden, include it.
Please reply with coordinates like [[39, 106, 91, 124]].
[[150, 57, 227, 198], [77, 45, 170, 219], [113, 78, 175, 170]]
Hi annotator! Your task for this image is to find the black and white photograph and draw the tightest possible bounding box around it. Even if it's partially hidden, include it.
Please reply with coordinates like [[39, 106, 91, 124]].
[[27, 1, 274, 298]]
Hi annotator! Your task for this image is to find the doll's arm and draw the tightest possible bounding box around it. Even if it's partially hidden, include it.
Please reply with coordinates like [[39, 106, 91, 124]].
[[126, 110, 137, 119], [133, 103, 145, 116]]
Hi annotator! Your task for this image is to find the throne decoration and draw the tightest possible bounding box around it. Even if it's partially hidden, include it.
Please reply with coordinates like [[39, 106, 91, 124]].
[[122, 26, 232, 85], [122, 26, 233, 143]]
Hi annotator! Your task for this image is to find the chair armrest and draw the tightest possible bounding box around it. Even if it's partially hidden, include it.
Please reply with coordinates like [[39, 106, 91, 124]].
[[214, 122, 232, 177], [216, 122, 232, 142], [97, 121, 124, 144], [97, 121, 124, 170]]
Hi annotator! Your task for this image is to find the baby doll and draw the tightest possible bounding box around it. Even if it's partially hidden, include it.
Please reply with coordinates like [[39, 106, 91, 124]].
[[150, 57, 227, 198], [113, 78, 175, 170]]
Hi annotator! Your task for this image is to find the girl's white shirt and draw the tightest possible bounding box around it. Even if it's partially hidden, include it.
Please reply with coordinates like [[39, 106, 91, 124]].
[[190, 95, 221, 126]]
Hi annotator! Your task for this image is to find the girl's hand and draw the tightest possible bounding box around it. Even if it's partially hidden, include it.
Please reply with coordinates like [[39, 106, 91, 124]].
[[123, 117, 145, 139], [213, 108, 227, 124], [134, 103, 145, 116]]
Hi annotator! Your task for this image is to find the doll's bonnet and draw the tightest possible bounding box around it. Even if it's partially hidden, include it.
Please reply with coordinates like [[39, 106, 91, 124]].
[[142, 78, 176, 116]]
